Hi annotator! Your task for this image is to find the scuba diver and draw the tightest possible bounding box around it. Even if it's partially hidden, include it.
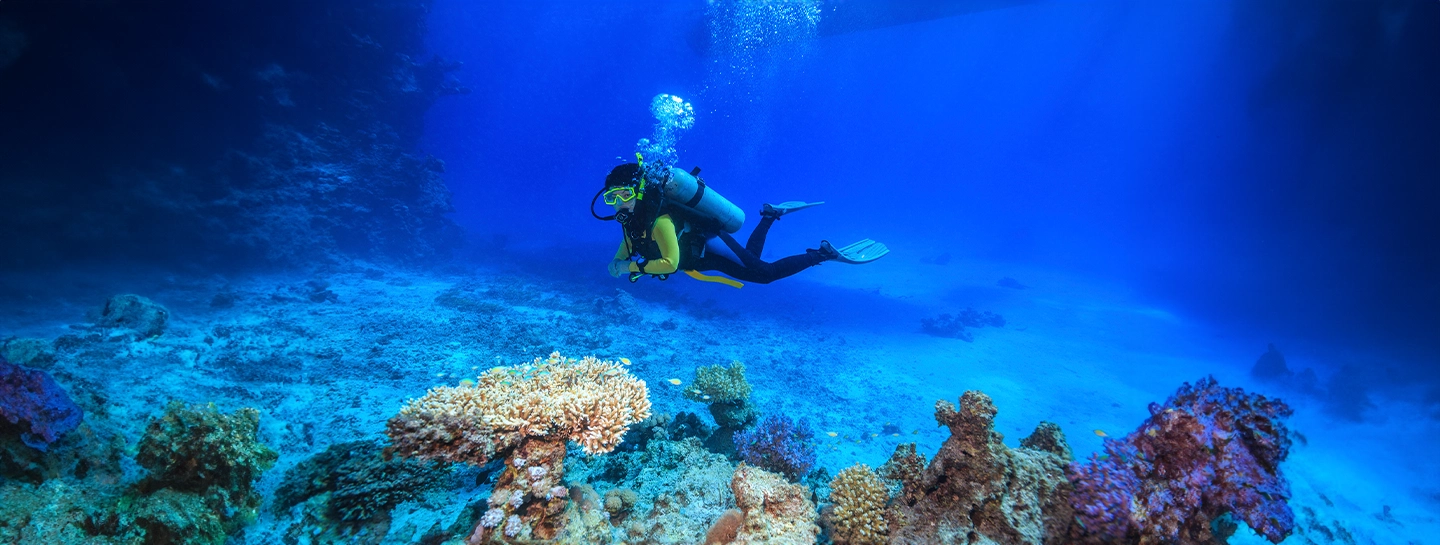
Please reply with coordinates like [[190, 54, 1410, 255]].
[[591, 154, 888, 287]]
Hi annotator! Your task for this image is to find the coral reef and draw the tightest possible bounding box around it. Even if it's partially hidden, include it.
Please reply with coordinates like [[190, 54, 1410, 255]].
[[0, 354, 83, 451], [1067, 376, 1295, 545], [273, 440, 447, 525], [886, 391, 1074, 544], [562, 435, 739, 544], [387, 352, 651, 541], [95, 294, 170, 339], [733, 414, 817, 481], [685, 361, 758, 430], [826, 464, 889, 545], [920, 308, 1006, 342], [729, 463, 821, 545]]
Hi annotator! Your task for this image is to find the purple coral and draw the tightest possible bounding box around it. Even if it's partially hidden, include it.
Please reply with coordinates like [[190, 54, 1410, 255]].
[[1068, 376, 1295, 544], [1, 354, 84, 451], [734, 414, 816, 481]]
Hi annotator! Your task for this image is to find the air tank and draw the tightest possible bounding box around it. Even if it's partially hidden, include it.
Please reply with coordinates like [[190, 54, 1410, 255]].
[[662, 166, 745, 234]]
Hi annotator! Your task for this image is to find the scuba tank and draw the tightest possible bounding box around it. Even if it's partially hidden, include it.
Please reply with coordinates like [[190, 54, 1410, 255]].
[[660, 166, 744, 234]]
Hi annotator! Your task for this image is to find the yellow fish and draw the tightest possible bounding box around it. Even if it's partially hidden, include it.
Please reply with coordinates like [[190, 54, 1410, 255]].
[[826, 432, 838, 437], [1094, 429, 1108, 437], [620, 358, 632, 365], [1146, 428, 1158, 437], [667, 378, 682, 385], [459, 379, 476, 388]]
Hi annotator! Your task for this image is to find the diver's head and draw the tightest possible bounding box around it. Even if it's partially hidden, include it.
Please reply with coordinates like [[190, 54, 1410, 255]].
[[602, 162, 648, 221]]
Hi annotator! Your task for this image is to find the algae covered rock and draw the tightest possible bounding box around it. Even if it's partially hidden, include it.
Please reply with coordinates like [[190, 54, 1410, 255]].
[[886, 391, 1074, 544], [729, 463, 820, 545], [133, 401, 277, 542]]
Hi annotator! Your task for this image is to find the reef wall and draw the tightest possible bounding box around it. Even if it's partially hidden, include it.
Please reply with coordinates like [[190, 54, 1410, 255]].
[[0, 0, 465, 268]]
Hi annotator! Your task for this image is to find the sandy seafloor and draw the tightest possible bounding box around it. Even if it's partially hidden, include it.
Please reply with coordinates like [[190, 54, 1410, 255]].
[[1, 249, 1435, 545]]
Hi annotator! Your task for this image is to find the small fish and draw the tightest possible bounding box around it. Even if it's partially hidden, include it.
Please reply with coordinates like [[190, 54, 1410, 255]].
[[702, 395, 711, 400], [459, 379, 477, 388], [870, 433, 878, 438], [891, 433, 899, 437], [620, 357, 632, 365], [1146, 428, 1158, 437], [912, 430, 919, 435], [826, 432, 838, 437], [1094, 429, 1108, 437], [667, 378, 682, 385], [436, 372, 446, 378]]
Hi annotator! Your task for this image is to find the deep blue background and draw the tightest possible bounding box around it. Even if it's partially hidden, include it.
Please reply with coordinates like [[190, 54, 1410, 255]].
[[420, 1, 1440, 361]]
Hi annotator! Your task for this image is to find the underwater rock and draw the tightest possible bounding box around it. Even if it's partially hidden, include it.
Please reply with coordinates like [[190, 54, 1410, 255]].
[[95, 294, 169, 339], [886, 391, 1074, 544], [729, 463, 820, 545], [734, 414, 817, 481], [0, 1, 465, 268], [0, 337, 58, 369], [1067, 376, 1295, 545], [919, 308, 1006, 342], [1251, 343, 1293, 382], [0, 354, 83, 451]]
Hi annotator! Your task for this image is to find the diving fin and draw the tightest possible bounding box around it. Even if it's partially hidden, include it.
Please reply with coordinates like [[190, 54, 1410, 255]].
[[821, 239, 890, 264], [763, 201, 826, 218]]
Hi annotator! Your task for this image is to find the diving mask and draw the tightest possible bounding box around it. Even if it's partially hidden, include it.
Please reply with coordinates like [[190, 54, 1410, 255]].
[[603, 185, 640, 205]]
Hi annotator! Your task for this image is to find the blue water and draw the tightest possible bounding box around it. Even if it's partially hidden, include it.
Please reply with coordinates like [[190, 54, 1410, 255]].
[[1, 1, 1436, 544]]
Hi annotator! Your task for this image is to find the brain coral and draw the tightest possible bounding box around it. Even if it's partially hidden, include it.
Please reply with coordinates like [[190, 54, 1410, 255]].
[[387, 352, 651, 463]]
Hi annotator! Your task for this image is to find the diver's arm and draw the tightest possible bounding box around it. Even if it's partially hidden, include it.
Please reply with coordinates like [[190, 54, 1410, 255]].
[[609, 240, 631, 278], [630, 215, 680, 274]]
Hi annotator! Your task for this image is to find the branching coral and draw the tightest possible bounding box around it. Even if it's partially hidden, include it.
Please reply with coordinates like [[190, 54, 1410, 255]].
[[734, 414, 816, 481], [1067, 376, 1295, 545], [828, 464, 889, 545], [387, 352, 652, 462]]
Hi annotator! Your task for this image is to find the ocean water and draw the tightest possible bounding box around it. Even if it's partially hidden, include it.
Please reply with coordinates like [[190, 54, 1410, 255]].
[[0, 1, 1436, 544]]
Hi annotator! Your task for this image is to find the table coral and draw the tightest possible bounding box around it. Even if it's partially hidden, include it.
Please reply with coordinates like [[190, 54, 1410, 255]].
[[1067, 376, 1296, 545], [0, 354, 83, 451], [387, 352, 650, 542], [388, 352, 651, 462]]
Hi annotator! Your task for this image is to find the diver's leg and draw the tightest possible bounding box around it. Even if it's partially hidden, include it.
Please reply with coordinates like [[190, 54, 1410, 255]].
[[751, 250, 828, 283], [744, 215, 777, 256], [717, 231, 766, 270]]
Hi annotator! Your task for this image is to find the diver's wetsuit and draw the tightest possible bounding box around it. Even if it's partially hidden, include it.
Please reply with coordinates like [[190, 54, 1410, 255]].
[[614, 213, 826, 285]]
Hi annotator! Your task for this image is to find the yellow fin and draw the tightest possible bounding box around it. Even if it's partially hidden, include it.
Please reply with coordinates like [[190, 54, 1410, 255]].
[[683, 270, 743, 289]]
